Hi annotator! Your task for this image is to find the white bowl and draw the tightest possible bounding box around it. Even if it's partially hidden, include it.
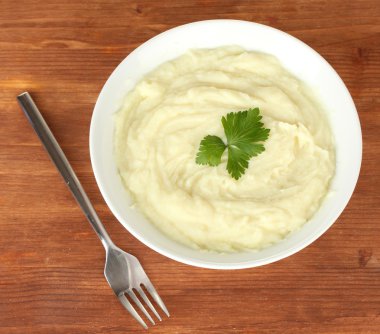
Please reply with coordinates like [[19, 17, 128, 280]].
[[90, 20, 362, 269]]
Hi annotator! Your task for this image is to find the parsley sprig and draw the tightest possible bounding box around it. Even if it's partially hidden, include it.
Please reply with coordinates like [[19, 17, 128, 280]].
[[196, 108, 270, 180]]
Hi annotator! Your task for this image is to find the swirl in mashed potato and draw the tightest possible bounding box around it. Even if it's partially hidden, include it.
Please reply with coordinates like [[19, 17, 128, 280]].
[[114, 47, 335, 252]]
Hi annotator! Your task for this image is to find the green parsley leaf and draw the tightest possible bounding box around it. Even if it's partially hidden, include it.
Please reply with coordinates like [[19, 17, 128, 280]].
[[196, 108, 270, 180], [222, 108, 270, 179], [196, 135, 226, 166]]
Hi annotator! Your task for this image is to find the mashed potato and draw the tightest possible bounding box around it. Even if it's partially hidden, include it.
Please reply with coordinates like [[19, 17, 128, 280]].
[[114, 47, 335, 252]]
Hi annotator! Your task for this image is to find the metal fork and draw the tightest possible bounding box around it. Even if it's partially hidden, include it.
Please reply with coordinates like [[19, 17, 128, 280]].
[[17, 92, 169, 329]]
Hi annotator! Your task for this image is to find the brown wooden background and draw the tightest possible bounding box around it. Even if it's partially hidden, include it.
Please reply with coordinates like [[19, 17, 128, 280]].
[[1, 1, 379, 333]]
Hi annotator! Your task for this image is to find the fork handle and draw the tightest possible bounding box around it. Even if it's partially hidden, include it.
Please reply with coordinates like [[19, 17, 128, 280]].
[[17, 92, 114, 250]]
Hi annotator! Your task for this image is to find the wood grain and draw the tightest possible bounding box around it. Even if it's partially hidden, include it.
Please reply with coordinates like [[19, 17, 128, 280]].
[[0, 1, 379, 333]]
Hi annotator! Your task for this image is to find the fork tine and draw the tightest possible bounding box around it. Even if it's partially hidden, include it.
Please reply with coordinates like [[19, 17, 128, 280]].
[[143, 282, 170, 317], [127, 290, 155, 325], [136, 287, 162, 321], [118, 294, 148, 329]]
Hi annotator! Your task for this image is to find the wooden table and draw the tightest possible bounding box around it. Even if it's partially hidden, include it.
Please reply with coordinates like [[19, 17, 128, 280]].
[[1, 1, 379, 333]]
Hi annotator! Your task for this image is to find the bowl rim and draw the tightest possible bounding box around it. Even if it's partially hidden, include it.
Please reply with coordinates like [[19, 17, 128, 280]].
[[90, 19, 362, 269]]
